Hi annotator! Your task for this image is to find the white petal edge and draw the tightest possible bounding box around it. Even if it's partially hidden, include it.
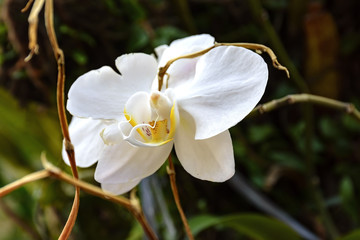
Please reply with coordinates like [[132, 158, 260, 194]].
[[101, 180, 141, 195], [94, 141, 173, 183], [166, 34, 215, 55], [67, 53, 157, 120], [115, 53, 158, 92], [62, 117, 107, 168], [174, 112, 235, 182], [153, 34, 216, 90], [154, 44, 168, 59], [176, 46, 268, 139]]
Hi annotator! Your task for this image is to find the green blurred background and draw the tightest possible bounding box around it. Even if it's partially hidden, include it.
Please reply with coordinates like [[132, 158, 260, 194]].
[[0, 0, 359, 239]]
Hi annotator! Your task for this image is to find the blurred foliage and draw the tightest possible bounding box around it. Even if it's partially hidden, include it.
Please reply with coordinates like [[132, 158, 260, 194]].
[[0, 0, 359, 239], [189, 214, 301, 239]]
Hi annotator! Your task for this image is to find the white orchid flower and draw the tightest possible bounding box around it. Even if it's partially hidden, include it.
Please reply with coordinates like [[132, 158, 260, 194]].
[[62, 34, 268, 195]]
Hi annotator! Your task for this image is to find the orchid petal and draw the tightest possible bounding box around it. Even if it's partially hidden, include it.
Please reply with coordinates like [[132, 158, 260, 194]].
[[154, 44, 167, 59], [124, 91, 152, 124], [101, 180, 141, 195], [165, 34, 215, 56], [115, 53, 158, 90], [154, 34, 215, 90], [100, 122, 123, 145], [176, 46, 268, 139], [174, 112, 235, 182], [62, 117, 107, 167], [67, 53, 157, 120], [94, 141, 172, 183]]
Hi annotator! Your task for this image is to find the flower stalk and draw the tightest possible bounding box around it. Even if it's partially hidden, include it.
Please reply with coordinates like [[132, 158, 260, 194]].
[[167, 155, 194, 240]]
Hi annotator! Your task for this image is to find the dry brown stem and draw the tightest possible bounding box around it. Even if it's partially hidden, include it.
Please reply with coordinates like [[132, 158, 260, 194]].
[[23, 0, 79, 238], [167, 156, 194, 240], [248, 93, 360, 121]]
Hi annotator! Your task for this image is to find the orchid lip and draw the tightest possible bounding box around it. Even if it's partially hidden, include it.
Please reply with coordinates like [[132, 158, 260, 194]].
[[119, 92, 178, 147]]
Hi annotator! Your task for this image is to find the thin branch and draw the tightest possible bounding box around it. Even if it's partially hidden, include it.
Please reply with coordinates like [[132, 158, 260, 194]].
[[24, 0, 44, 61], [43, 160, 158, 240], [0, 160, 158, 240], [21, 0, 35, 12], [167, 156, 194, 240], [248, 93, 360, 121], [23, 0, 80, 238], [43, 0, 80, 239], [41, 159, 132, 208], [45, 157, 156, 238], [0, 170, 50, 198], [157, 42, 289, 91]]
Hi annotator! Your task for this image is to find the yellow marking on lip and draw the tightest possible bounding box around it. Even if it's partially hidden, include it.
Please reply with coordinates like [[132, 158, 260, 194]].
[[124, 108, 148, 141], [168, 101, 177, 140], [123, 101, 177, 146], [149, 119, 168, 143]]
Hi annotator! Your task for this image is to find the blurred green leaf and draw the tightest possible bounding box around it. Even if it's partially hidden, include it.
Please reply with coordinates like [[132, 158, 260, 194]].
[[268, 151, 305, 171], [126, 222, 143, 240], [340, 176, 359, 223], [122, 0, 146, 21], [248, 124, 275, 144], [340, 177, 354, 201], [337, 229, 360, 240], [189, 214, 301, 240], [153, 26, 187, 47], [319, 117, 342, 139], [72, 50, 88, 65], [342, 115, 360, 133], [59, 25, 96, 47], [0, 88, 61, 169], [128, 24, 149, 51]]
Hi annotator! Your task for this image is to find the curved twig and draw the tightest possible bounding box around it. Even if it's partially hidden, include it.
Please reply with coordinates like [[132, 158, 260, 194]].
[[248, 93, 360, 121]]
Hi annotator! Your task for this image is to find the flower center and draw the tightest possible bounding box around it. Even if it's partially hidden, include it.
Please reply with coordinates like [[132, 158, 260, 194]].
[[123, 91, 177, 146]]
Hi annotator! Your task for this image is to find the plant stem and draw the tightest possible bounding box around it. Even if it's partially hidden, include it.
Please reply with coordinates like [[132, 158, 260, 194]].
[[248, 93, 360, 122], [249, 93, 345, 239], [167, 156, 194, 240], [43, 0, 81, 238], [43, 162, 158, 240], [0, 162, 159, 240], [0, 170, 50, 197]]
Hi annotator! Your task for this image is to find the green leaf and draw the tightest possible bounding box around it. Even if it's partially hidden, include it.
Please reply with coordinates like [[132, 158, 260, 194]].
[[268, 151, 305, 172], [340, 177, 354, 202], [337, 229, 360, 240], [126, 221, 143, 240], [248, 124, 275, 144], [189, 214, 302, 240], [153, 26, 187, 47], [0, 88, 61, 168]]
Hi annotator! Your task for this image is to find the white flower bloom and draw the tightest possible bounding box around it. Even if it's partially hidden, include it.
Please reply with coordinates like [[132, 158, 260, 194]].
[[63, 34, 268, 195]]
